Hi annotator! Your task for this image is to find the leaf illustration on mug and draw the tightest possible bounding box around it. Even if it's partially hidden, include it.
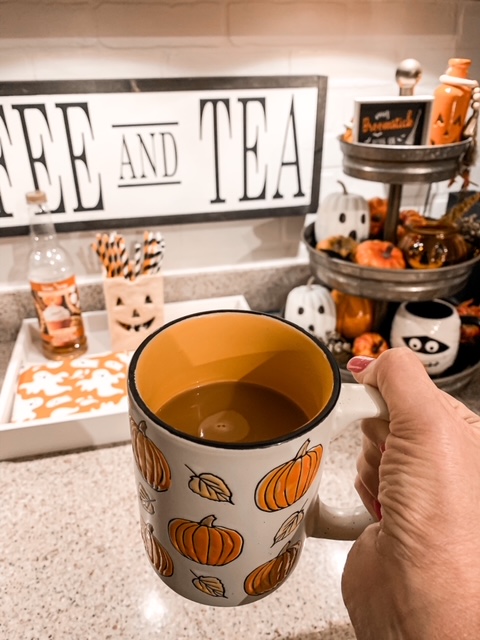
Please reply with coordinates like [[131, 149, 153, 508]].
[[191, 571, 227, 598], [141, 519, 174, 577], [272, 502, 307, 546], [138, 483, 156, 514], [255, 439, 323, 512], [130, 415, 171, 492], [186, 465, 234, 504]]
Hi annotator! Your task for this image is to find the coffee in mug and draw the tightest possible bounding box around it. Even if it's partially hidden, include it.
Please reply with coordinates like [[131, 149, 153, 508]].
[[128, 310, 387, 606], [156, 380, 309, 443]]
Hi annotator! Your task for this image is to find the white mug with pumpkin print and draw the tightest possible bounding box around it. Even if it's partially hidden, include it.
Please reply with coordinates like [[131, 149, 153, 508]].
[[128, 310, 387, 607]]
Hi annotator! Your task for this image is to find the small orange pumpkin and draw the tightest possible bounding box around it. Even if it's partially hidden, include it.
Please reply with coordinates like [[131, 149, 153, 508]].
[[168, 515, 244, 566], [354, 240, 406, 269], [141, 519, 174, 577], [244, 541, 301, 596], [331, 290, 374, 339], [255, 439, 323, 512], [130, 416, 171, 492], [352, 332, 389, 358]]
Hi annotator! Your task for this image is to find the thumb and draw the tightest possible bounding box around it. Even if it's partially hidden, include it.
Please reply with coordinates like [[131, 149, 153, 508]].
[[347, 347, 455, 443]]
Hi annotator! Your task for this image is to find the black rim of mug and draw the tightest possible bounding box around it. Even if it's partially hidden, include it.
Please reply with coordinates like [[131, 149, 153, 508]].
[[404, 299, 454, 320]]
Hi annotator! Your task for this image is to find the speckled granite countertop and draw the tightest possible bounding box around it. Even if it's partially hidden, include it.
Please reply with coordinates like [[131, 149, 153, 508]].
[[1, 263, 480, 640], [0, 428, 361, 640]]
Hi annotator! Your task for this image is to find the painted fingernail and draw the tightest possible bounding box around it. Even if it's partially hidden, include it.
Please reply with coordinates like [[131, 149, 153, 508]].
[[373, 499, 383, 521], [347, 356, 375, 374]]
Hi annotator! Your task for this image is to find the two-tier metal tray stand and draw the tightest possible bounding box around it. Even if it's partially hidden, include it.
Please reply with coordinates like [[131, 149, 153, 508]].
[[303, 137, 480, 393]]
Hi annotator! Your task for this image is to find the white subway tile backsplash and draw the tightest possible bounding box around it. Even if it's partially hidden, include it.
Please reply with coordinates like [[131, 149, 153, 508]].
[[228, 2, 347, 44], [166, 48, 290, 77], [95, 2, 227, 39], [31, 46, 169, 80], [0, 3, 95, 39]]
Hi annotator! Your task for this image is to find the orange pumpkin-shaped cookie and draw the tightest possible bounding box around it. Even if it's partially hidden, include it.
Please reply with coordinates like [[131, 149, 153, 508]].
[[255, 439, 323, 512], [244, 541, 300, 596], [130, 416, 171, 492], [141, 520, 174, 577], [168, 515, 244, 566]]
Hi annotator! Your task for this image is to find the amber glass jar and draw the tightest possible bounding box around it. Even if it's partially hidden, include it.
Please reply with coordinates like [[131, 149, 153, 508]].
[[398, 219, 471, 269]]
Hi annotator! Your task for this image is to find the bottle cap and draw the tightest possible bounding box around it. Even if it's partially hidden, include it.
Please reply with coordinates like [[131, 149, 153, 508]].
[[26, 190, 47, 205]]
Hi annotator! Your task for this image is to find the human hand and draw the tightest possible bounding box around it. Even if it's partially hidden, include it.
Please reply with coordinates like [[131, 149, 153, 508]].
[[341, 347, 480, 639]]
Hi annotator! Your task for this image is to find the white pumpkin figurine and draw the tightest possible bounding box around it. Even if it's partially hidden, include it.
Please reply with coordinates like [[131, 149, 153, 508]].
[[284, 277, 336, 341], [314, 180, 370, 243]]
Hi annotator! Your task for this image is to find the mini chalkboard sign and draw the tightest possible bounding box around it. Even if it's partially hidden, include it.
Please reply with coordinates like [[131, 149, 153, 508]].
[[353, 95, 433, 146]]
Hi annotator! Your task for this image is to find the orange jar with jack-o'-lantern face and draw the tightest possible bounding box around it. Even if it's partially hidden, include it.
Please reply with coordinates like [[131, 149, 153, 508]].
[[430, 58, 474, 145]]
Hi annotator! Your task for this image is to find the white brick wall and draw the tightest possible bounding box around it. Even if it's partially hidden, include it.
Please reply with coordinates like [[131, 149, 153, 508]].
[[0, 0, 479, 286]]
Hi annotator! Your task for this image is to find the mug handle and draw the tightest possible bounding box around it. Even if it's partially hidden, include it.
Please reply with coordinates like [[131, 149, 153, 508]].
[[308, 383, 388, 541]]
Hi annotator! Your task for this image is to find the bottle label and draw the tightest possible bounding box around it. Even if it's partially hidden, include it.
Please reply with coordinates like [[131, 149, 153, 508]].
[[30, 276, 86, 348]]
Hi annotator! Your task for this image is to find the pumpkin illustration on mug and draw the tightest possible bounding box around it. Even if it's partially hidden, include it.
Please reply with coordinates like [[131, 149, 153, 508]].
[[168, 515, 244, 566], [130, 416, 171, 492], [244, 541, 301, 596], [255, 439, 323, 512], [141, 519, 174, 578]]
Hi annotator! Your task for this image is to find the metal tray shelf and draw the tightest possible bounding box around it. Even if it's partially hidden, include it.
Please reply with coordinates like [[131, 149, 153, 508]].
[[303, 223, 480, 302], [339, 136, 472, 184], [339, 136, 473, 242]]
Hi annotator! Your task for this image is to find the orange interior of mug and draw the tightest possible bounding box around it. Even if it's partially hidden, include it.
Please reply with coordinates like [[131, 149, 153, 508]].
[[134, 311, 335, 421]]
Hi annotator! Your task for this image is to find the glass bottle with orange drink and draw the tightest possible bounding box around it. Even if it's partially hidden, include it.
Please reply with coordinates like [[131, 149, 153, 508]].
[[27, 190, 88, 359]]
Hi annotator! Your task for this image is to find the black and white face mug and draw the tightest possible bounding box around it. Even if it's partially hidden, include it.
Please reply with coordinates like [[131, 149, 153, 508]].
[[390, 299, 480, 376]]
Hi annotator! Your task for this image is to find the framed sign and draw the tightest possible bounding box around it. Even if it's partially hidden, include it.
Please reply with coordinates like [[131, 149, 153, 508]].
[[353, 95, 433, 146], [0, 76, 327, 237]]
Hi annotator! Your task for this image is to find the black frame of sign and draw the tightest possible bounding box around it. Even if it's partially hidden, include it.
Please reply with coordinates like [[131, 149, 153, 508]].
[[0, 75, 327, 237]]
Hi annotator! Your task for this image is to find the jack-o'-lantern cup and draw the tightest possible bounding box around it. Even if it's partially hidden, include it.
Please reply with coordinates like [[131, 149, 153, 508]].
[[128, 310, 388, 607], [103, 274, 164, 353]]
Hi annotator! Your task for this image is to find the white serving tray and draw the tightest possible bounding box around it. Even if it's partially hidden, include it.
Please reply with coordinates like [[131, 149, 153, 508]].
[[0, 296, 250, 460]]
